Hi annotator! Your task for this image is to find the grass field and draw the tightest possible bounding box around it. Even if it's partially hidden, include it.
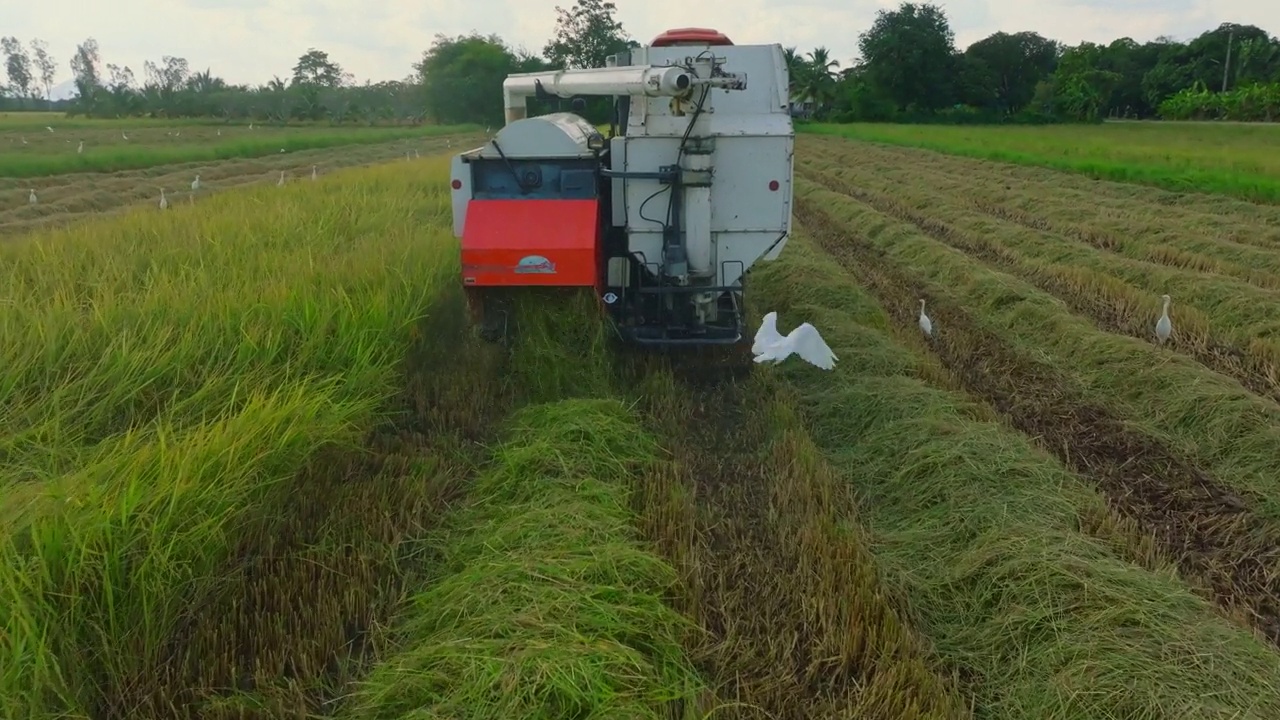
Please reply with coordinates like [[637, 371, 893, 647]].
[[6, 119, 1280, 719]]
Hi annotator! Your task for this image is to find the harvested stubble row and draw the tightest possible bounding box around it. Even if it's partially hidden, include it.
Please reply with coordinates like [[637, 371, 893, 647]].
[[798, 161, 1280, 405], [1, 131, 485, 239], [619, 359, 972, 719], [799, 135, 1280, 244], [0, 157, 507, 718], [793, 176, 1280, 648], [745, 218, 1280, 719], [337, 398, 705, 719]]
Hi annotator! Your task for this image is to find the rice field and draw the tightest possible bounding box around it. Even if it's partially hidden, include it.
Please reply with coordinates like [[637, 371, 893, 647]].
[[1, 122, 486, 238], [5, 119, 1280, 720]]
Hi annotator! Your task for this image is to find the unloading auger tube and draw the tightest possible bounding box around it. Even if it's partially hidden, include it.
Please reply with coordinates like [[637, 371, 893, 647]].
[[451, 27, 796, 349]]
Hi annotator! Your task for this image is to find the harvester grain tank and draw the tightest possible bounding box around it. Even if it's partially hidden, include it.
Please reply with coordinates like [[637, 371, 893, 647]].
[[450, 27, 794, 346]]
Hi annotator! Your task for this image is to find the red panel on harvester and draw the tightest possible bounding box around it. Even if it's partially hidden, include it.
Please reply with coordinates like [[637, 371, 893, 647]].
[[461, 199, 599, 287]]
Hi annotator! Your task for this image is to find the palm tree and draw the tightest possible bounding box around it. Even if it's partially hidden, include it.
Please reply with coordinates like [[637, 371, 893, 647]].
[[782, 46, 810, 114], [793, 47, 840, 119]]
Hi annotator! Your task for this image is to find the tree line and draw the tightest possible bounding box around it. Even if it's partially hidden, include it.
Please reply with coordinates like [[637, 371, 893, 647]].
[[3, 0, 1278, 125], [808, 3, 1280, 123]]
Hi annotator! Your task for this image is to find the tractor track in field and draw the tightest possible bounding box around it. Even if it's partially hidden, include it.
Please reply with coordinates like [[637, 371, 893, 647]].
[[625, 355, 971, 719], [798, 164, 1280, 408], [647, 371, 870, 719], [793, 193, 1280, 649]]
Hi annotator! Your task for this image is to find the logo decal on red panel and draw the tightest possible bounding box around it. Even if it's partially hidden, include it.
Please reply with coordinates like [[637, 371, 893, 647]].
[[514, 255, 557, 274]]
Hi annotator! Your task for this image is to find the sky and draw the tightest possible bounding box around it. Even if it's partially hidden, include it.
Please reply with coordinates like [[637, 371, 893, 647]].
[[4, 0, 1278, 97]]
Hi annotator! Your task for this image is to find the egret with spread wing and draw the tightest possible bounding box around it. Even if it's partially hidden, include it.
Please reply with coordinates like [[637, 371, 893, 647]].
[[752, 311, 837, 370]]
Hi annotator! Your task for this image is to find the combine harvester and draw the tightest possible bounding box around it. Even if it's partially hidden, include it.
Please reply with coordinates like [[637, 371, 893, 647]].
[[451, 28, 832, 369]]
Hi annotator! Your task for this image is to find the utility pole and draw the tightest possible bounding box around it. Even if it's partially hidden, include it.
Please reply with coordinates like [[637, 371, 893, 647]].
[[1222, 29, 1234, 93]]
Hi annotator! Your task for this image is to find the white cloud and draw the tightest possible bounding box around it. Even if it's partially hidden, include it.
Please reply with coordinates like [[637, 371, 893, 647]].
[[5, 0, 1278, 88]]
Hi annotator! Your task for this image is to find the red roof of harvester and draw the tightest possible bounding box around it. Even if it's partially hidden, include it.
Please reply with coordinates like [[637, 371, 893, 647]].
[[650, 28, 734, 47]]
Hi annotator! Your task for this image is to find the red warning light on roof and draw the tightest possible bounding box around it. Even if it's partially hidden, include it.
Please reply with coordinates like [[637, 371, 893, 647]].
[[650, 28, 735, 47]]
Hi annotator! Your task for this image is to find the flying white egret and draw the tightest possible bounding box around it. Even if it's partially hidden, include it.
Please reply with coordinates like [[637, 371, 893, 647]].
[[1155, 294, 1172, 344], [918, 298, 933, 337], [191, 174, 200, 191], [159, 189, 168, 209], [752, 311, 838, 370]]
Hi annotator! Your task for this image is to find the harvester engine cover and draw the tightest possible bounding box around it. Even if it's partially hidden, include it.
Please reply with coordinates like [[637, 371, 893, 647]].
[[450, 27, 794, 347]]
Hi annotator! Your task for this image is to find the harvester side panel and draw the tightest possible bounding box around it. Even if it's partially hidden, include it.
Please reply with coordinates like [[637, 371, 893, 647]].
[[460, 198, 600, 287]]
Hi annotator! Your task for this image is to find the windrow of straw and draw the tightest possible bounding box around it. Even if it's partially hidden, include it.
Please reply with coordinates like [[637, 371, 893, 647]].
[[789, 175, 1280, 522], [743, 220, 1280, 719], [801, 137, 1280, 273], [800, 161, 1280, 404], [618, 356, 974, 720], [793, 180, 1280, 646], [337, 397, 705, 719], [799, 135, 1280, 242], [0, 157, 472, 718]]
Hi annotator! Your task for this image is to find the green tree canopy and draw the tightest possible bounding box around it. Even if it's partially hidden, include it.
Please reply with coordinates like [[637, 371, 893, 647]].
[[415, 33, 550, 126], [962, 31, 1060, 113], [542, 0, 635, 69], [857, 2, 959, 113]]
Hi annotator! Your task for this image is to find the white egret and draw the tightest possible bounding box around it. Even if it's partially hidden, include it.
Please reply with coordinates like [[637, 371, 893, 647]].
[[77, 140, 83, 154], [752, 311, 837, 370], [28, 189, 37, 204], [1155, 294, 1172, 344], [159, 189, 168, 209], [191, 174, 200, 191], [277, 170, 285, 186], [918, 299, 933, 337]]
